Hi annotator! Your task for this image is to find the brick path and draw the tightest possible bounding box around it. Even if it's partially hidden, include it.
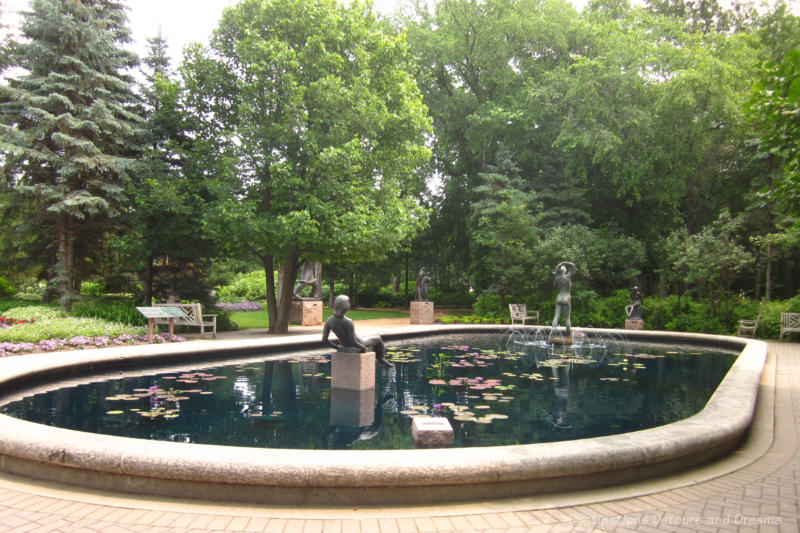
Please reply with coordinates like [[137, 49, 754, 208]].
[[0, 341, 797, 532]]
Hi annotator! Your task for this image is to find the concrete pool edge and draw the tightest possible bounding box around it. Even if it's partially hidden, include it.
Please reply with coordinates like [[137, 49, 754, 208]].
[[0, 326, 766, 505]]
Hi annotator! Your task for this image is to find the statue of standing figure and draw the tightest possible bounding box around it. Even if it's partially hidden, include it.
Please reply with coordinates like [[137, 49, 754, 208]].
[[293, 261, 322, 299], [625, 285, 643, 320], [414, 267, 431, 302], [551, 261, 576, 336], [323, 295, 394, 367]]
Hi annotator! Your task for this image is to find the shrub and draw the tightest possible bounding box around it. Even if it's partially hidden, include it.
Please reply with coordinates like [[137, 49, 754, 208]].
[[438, 314, 506, 324], [70, 300, 146, 326], [3, 305, 63, 321], [80, 281, 106, 298], [582, 289, 630, 328], [473, 293, 503, 318], [0, 277, 16, 298], [216, 270, 268, 301]]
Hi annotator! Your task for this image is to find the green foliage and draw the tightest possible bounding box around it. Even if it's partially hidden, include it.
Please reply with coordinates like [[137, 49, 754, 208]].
[[536, 225, 647, 295], [0, 277, 16, 298], [437, 315, 507, 325], [182, 0, 432, 332], [474, 293, 504, 318], [80, 282, 106, 298], [216, 270, 268, 301], [748, 48, 800, 217], [471, 146, 541, 297], [70, 300, 145, 326], [0, 317, 145, 344], [665, 210, 753, 321], [581, 289, 631, 329], [2, 305, 63, 321], [0, 0, 144, 310]]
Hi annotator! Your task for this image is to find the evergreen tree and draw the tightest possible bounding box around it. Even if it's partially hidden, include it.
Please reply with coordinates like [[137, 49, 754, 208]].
[[117, 31, 221, 304], [0, 0, 142, 309]]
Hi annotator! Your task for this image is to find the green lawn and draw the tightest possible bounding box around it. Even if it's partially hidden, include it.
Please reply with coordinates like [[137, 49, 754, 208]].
[[229, 308, 410, 330]]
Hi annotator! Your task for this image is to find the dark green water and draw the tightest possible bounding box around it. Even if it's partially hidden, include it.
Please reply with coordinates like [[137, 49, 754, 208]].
[[0, 333, 736, 449]]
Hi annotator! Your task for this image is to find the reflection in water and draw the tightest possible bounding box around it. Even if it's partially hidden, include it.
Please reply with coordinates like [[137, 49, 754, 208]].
[[325, 390, 391, 449]]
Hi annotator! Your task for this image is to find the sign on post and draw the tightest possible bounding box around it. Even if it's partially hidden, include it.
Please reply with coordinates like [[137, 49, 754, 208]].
[[136, 306, 187, 342]]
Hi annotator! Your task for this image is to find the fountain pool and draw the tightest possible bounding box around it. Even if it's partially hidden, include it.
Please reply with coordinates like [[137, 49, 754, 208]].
[[1, 333, 736, 450], [0, 325, 766, 505]]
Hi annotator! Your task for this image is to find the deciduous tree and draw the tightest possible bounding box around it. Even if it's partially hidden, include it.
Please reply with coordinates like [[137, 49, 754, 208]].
[[181, 0, 431, 332]]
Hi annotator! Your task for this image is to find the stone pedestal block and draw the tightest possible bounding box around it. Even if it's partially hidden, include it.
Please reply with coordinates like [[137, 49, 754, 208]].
[[410, 301, 435, 324], [331, 350, 375, 391], [289, 299, 322, 326], [625, 319, 644, 330], [412, 416, 454, 448], [330, 388, 375, 428]]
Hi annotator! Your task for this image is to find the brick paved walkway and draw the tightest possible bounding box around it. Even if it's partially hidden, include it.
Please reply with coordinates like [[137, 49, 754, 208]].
[[0, 341, 797, 532]]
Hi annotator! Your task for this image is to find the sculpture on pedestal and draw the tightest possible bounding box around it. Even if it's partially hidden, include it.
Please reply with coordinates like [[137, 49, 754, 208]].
[[293, 261, 322, 299], [323, 295, 394, 367], [625, 285, 643, 320], [551, 261, 575, 336], [414, 267, 431, 302]]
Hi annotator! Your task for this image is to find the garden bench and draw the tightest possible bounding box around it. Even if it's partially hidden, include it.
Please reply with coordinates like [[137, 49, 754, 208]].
[[154, 303, 217, 339], [737, 313, 761, 338], [509, 304, 539, 325], [780, 312, 800, 341]]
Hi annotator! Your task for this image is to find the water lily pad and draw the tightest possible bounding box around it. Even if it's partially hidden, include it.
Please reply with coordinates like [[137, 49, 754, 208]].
[[105, 410, 124, 415]]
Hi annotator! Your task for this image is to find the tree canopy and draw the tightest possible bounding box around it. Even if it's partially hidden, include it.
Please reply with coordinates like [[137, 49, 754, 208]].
[[180, 0, 432, 331]]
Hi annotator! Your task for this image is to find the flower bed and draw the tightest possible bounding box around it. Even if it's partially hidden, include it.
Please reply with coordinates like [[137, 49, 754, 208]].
[[0, 332, 185, 358], [215, 300, 263, 312], [0, 316, 34, 328]]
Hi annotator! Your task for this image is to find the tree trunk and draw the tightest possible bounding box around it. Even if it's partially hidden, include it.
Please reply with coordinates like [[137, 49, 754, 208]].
[[404, 254, 409, 308], [57, 215, 77, 311], [754, 253, 762, 301], [765, 241, 773, 302], [143, 253, 155, 305], [270, 254, 300, 334], [263, 255, 277, 331]]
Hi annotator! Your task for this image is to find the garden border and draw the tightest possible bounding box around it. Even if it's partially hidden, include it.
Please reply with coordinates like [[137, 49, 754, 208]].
[[0, 326, 765, 506]]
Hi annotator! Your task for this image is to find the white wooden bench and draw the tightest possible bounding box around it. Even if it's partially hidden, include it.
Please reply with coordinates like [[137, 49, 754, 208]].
[[780, 312, 800, 341], [509, 304, 539, 325], [154, 303, 217, 338], [737, 313, 761, 338]]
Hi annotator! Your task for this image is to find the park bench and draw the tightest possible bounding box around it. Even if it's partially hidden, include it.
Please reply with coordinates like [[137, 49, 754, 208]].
[[509, 303, 539, 325], [154, 303, 217, 339], [737, 313, 761, 338], [780, 312, 800, 341]]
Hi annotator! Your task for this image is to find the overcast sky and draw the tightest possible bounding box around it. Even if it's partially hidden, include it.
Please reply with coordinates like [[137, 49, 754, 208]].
[[3, 0, 428, 67]]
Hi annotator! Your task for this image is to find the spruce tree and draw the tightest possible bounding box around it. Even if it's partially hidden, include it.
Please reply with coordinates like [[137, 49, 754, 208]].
[[0, 0, 142, 309]]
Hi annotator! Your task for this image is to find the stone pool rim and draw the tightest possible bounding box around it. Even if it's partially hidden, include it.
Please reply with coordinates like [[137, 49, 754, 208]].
[[0, 325, 766, 505]]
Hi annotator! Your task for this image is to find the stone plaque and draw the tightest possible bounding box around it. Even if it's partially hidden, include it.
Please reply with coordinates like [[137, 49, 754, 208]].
[[412, 416, 454, 448]]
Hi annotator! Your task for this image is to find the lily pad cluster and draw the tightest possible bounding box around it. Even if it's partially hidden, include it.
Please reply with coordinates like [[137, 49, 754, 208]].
[[386, 347, 422, 364], [105, 372, 226, 419]]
